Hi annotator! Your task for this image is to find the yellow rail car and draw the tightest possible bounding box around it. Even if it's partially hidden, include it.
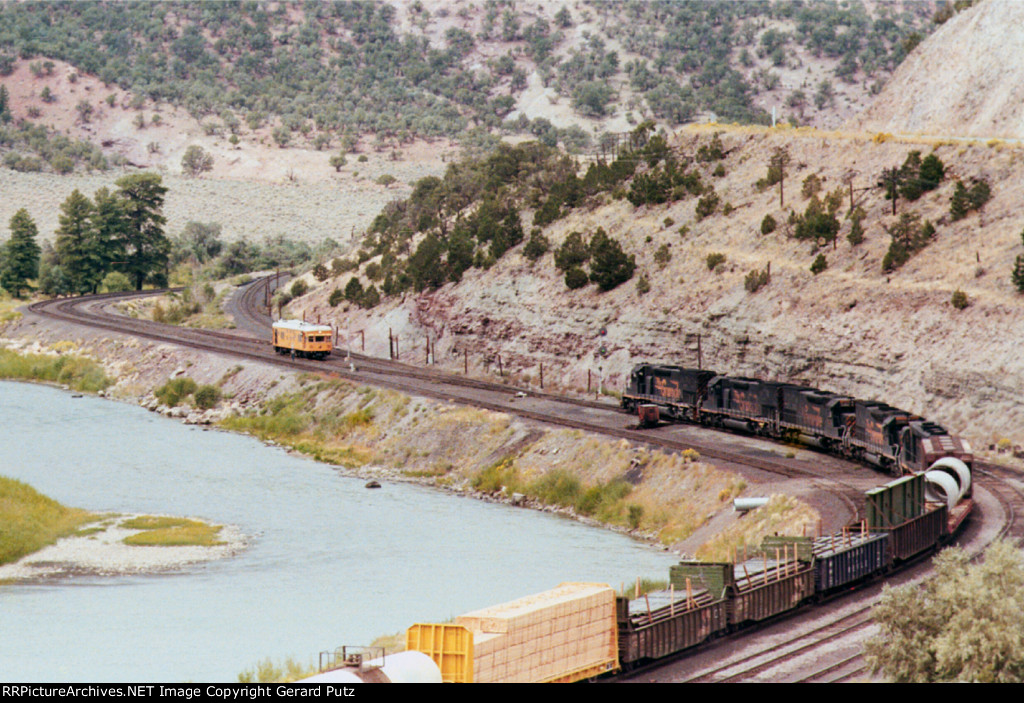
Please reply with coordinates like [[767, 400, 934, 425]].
[[272, 319, 334, 360]]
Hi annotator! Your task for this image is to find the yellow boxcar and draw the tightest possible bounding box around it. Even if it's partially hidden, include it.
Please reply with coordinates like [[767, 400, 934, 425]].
[[272, 319, 334, 360]]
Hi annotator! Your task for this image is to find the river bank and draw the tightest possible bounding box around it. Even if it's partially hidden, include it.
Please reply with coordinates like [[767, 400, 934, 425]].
[[0, 381, 683, 682], [0, 305, 820, 560]]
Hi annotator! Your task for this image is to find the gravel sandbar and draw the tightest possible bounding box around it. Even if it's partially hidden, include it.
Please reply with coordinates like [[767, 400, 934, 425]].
[[0, 515, 247, 582]]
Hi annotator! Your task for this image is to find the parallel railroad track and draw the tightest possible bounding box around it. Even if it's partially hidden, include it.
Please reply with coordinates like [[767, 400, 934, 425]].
[[28, 278, 869, 499], [26, 276, 1024, 683]]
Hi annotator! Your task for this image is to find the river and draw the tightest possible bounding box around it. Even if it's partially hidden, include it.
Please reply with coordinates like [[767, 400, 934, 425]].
[[0, 382, 678, 682]]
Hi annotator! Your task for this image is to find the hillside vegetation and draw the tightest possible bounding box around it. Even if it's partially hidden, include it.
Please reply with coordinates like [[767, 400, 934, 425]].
[[0, 0, 935, 175], [290, 123, 1024, 451]]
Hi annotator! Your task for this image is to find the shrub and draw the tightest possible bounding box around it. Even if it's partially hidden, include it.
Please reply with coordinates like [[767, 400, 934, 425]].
[[100, 271, 132, 293], [636, 274, 650, 295], [564, 266, 589, 289], [883, 213, 935, 272], [290, 279, 308, 297], [554, 231, 589, 271], [951, 289, 969, 309], [653, 243, 671, 267], [695, 190, 720, 220], [193, 384, 222, 410], [361, 284, 380, 309], [155, 377, 198, 407], [344, 276, 364, 302], [810, 254, 827, 275], [328, 288, 344, 307], [760, 214, 776, 234], [801, 173, 822, 199], [847, 208, 866, 246], [522, 229, 550, 261], [312, 263, 330, 282], [706, 252, 726, 271], [744, 265, 771, 292], [1013, 255, 1024, 293], [588, 229, 636, 291]]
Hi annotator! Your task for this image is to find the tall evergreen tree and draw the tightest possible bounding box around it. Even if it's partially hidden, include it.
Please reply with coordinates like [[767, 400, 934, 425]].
[[1, 209, 41, 298], [54, 189, 101, 295], [89, 186, 127, 290], [115, 173, 170, 290]]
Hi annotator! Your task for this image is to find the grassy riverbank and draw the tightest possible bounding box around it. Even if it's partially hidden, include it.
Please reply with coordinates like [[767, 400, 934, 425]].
[[0, 346, 111, 393], [0, 476, 98, 565]]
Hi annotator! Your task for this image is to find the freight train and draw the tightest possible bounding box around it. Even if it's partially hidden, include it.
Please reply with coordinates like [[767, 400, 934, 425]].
[[621, 364, 974, 477], [404, 472, 973, 682]]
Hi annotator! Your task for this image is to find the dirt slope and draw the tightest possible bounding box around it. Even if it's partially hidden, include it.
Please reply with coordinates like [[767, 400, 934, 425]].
[[853, 0, 1024, 139], [292, 124, 1024, 452]]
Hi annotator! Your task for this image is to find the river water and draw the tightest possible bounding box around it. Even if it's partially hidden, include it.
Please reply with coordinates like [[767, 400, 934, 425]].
[[0, 382, 677, 682]]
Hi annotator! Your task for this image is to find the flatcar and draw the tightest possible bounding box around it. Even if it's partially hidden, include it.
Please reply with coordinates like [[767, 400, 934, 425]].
[[272, 319, 334, 360], [621, 364, 973, 477]]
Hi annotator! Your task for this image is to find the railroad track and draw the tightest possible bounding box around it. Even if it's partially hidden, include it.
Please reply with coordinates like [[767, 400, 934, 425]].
[[624, 464, 1024, 683], [26, 277, 1024, 683], [27, 278, 873, 500]]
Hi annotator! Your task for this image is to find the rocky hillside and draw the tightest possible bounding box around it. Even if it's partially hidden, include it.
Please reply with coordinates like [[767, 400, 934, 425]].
[[289, 124, 1024, 450], [853, 0, 1024, 139]]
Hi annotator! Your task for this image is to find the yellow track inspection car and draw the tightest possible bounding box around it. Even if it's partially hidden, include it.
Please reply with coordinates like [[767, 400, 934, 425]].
[[272, 319, 334, 360]]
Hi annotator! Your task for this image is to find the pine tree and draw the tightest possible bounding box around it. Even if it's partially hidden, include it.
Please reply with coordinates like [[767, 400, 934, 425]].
[[588, 228, 635, 291], [1012, 254, 1024, 294], [950, 180, 970, 221], [54, 189, 101, 295], [115, 173, 170, 290], [1, 209, 41, 298], [89, 187, 127, 292]]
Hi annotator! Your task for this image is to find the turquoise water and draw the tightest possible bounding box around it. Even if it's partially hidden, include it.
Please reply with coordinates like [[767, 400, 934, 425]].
[[0, 382, 676, 682]]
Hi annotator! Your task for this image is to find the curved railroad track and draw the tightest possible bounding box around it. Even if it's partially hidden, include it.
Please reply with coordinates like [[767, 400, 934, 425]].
[[622, 460, 1024, 683], [27, 277, 872, 509], [29, 277, 1022, 683]]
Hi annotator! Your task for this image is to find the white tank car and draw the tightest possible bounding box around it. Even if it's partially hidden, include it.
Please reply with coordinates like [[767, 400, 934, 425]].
[[296, 651, 442, 684]]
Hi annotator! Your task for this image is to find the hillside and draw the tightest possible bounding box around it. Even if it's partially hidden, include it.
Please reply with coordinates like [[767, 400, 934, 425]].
[[0, 0, 933, 171], [287, 124, 1024, 451], [853, 0, 1024, 139], [0, 0, 938, 244]]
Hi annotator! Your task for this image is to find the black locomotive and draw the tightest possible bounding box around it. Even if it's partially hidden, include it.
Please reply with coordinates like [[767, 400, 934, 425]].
[[622, 364, 973, 476]]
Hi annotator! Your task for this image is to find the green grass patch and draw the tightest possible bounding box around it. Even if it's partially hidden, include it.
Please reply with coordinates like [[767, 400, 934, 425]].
[[0, 475, 98, 565], [0, 349, 111, 393], [121, 515, 224, 547]]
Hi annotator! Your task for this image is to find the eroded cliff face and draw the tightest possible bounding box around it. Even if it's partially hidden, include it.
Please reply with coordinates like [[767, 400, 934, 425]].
[[852, 1, 1024, 139], [294, 126, 1024, 448]]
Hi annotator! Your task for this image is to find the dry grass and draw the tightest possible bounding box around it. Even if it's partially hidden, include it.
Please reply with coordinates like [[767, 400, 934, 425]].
[[0, 475, 98, 565], [694, 495, 819, 563]]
